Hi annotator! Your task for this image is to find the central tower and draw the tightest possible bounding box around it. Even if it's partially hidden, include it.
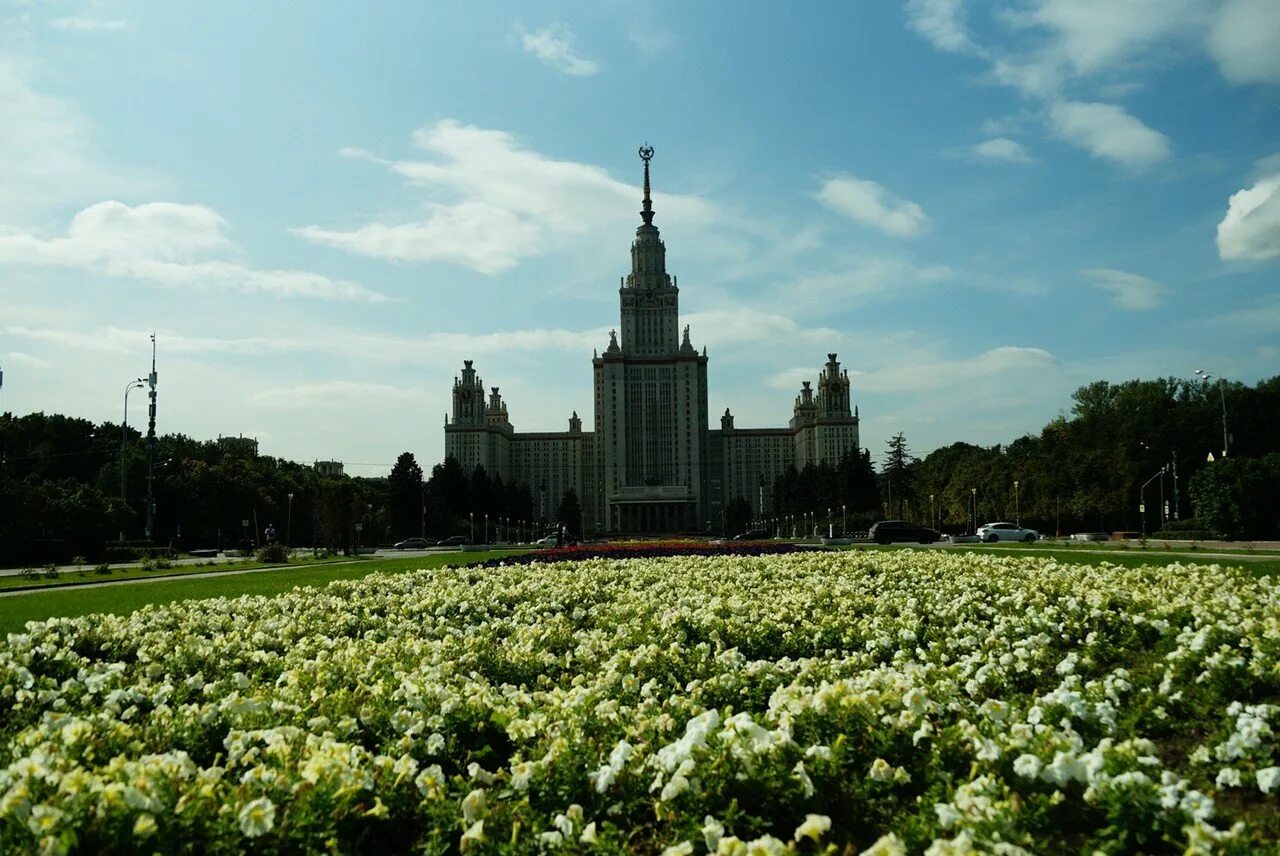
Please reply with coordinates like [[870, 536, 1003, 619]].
[[593, 146, 710, 533], [619, 145, 680, 355]]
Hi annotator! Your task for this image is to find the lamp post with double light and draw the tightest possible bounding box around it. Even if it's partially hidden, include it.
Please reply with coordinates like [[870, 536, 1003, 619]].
[[1194, 369, 1229, 458], [119, 378, 145, 542]]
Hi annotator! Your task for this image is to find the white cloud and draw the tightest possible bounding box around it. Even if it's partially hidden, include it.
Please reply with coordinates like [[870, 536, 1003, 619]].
[[0, 201, 387, 301], [905, 0, 981, 54], [49, 17, 127, 32], [0, 57, 127, 222], [1013, 0, 1211, 76], [1084, 268, 1166, 310], [629, 26, 676, 57], [816, 175, 929, 238], [1047, 100, 1171, 168], [682, 307, 840, 350], [1216, 173, 1280, 261], [4, 325, 308, 356], [1207, 0, 1280, 84], [859, 346, 1058, 393], [765, 367, 820, 391], [520, 25, 599, 76], [4, 351, 50, 368], [250, 381, 428, 408], [295, 119, 715, 273], [973, 137, 1036, 163]]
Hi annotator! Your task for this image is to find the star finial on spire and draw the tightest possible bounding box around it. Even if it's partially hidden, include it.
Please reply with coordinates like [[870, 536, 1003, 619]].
[[639, 143, 655, 226]]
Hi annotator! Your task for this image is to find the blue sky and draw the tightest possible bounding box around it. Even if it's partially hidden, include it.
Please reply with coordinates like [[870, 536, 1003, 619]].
[[2, 0, 1277, 474]]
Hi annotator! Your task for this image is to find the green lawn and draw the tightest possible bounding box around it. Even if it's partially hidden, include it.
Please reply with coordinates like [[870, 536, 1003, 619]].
[[0, 554, 354, 592], [0, 550, 526, 634]]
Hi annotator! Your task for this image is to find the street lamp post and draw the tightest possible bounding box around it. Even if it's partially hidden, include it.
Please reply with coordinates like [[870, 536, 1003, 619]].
[[286, 493, 294, 547], [1195, 369, 1229, 458], [469, 512, 474, 544], [929, 494, 935, 530], [119, 378, 145, 542], [842, 504, 847, 537], [1014, 480, 1020, 527], [970, 488, 977, 535], [1140, 466, 1167, 539]]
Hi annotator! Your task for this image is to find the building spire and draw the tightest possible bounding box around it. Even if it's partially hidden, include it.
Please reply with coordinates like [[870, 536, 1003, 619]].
[[639, 144, 655, 226]]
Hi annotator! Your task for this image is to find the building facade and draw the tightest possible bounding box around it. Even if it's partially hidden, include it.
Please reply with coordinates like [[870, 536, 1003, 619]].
[[444, 148, 860, 534]]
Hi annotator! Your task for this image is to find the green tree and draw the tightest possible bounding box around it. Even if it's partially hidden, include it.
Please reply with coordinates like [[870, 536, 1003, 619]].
[[881, 432, 915, 519], [724, 496, 753, 537], [387, 452, 425, 540], [556, 489, 583, 538]]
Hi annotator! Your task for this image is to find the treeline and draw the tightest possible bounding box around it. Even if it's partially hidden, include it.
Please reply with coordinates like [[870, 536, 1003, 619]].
[[770, 375, 1279, 538], [0, 412, 399, 564], [0, 411, 575, 565]]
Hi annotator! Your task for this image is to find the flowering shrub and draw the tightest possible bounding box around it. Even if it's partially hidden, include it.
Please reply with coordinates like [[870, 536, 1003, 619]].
[[1, 551, 1278, 852]]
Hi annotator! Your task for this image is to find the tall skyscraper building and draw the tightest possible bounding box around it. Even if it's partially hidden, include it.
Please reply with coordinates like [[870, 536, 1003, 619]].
[[445, 147, 859, 534]]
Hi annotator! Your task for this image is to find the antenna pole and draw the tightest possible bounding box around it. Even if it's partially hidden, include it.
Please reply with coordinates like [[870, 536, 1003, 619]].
[[145, 334, 158, 542]]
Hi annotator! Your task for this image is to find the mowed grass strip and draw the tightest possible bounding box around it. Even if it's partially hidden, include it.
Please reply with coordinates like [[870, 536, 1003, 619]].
[[0, 555, 355, 592], [0, 550, 527, 634]]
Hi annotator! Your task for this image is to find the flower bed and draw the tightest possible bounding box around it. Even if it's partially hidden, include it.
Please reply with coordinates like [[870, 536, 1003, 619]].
[[472, 540, 802, 568], [1, 551, 1278, 852]]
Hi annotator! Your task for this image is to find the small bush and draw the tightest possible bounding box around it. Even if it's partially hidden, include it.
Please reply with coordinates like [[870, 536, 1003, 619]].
[[256, 542, 291, 564], [152, 557, 173, 570], [139, 558, 156, 571], [71, 555, 88, 569], [19, 567, 40, 581], [42, 564, 60, 580], [93, 564, 112, 575]]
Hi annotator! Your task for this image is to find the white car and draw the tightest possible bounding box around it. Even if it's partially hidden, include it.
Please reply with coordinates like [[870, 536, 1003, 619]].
[[534, 535, 560, 547], [976, 522, 1040, 543]]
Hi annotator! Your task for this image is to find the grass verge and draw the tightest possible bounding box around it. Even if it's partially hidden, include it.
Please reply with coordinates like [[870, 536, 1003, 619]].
[[0, 554, 353, 592], [0, 550, 526, 634]]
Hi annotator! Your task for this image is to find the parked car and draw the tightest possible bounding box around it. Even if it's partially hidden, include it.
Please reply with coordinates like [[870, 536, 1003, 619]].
[[868, 520, 941, 544], [732, 529, 771, 541], [976, 522, 1040, 543], [435, 535, 468, 546], [393, 537, 431, 550]]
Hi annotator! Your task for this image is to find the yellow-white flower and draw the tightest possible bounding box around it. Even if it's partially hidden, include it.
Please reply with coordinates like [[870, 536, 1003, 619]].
[[237, 796, 276, 837], [794, 813, 831, 842]]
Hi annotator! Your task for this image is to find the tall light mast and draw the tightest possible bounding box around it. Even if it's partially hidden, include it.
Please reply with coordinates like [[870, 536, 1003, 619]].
[[145, 334, 158, 541]]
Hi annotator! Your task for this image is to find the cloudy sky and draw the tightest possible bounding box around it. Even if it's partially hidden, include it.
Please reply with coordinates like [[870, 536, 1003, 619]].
[[2, 1, 1277, 474]]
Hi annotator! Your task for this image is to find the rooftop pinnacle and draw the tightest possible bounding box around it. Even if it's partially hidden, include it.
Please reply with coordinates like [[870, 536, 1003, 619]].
[[639, 144, 655, 226]]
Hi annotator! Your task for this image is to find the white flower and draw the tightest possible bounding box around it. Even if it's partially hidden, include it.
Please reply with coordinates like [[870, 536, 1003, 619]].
[[861, 832, 907, 855], [661, 842, 694, 856], [461, 788, 487, 824], [868, 758, 894, 782], [1013, 754, 1042, 779], [1216, 767, 1242, 788], [703, 815, 725, 851], [934, 802, 961, 828], [460, 820, 486, 851], [580, 822, 598, 844], [794, 814, 831, 842], [237, 796, 276, 838], [1257, 766, 1280, 794]]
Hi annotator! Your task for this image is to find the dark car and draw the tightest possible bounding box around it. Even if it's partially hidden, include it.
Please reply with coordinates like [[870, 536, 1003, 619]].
[[436, 535, 468, 546], [868, 520, 941, 545], [732, 529, 771, 541], [393, 537, 431, 550]]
